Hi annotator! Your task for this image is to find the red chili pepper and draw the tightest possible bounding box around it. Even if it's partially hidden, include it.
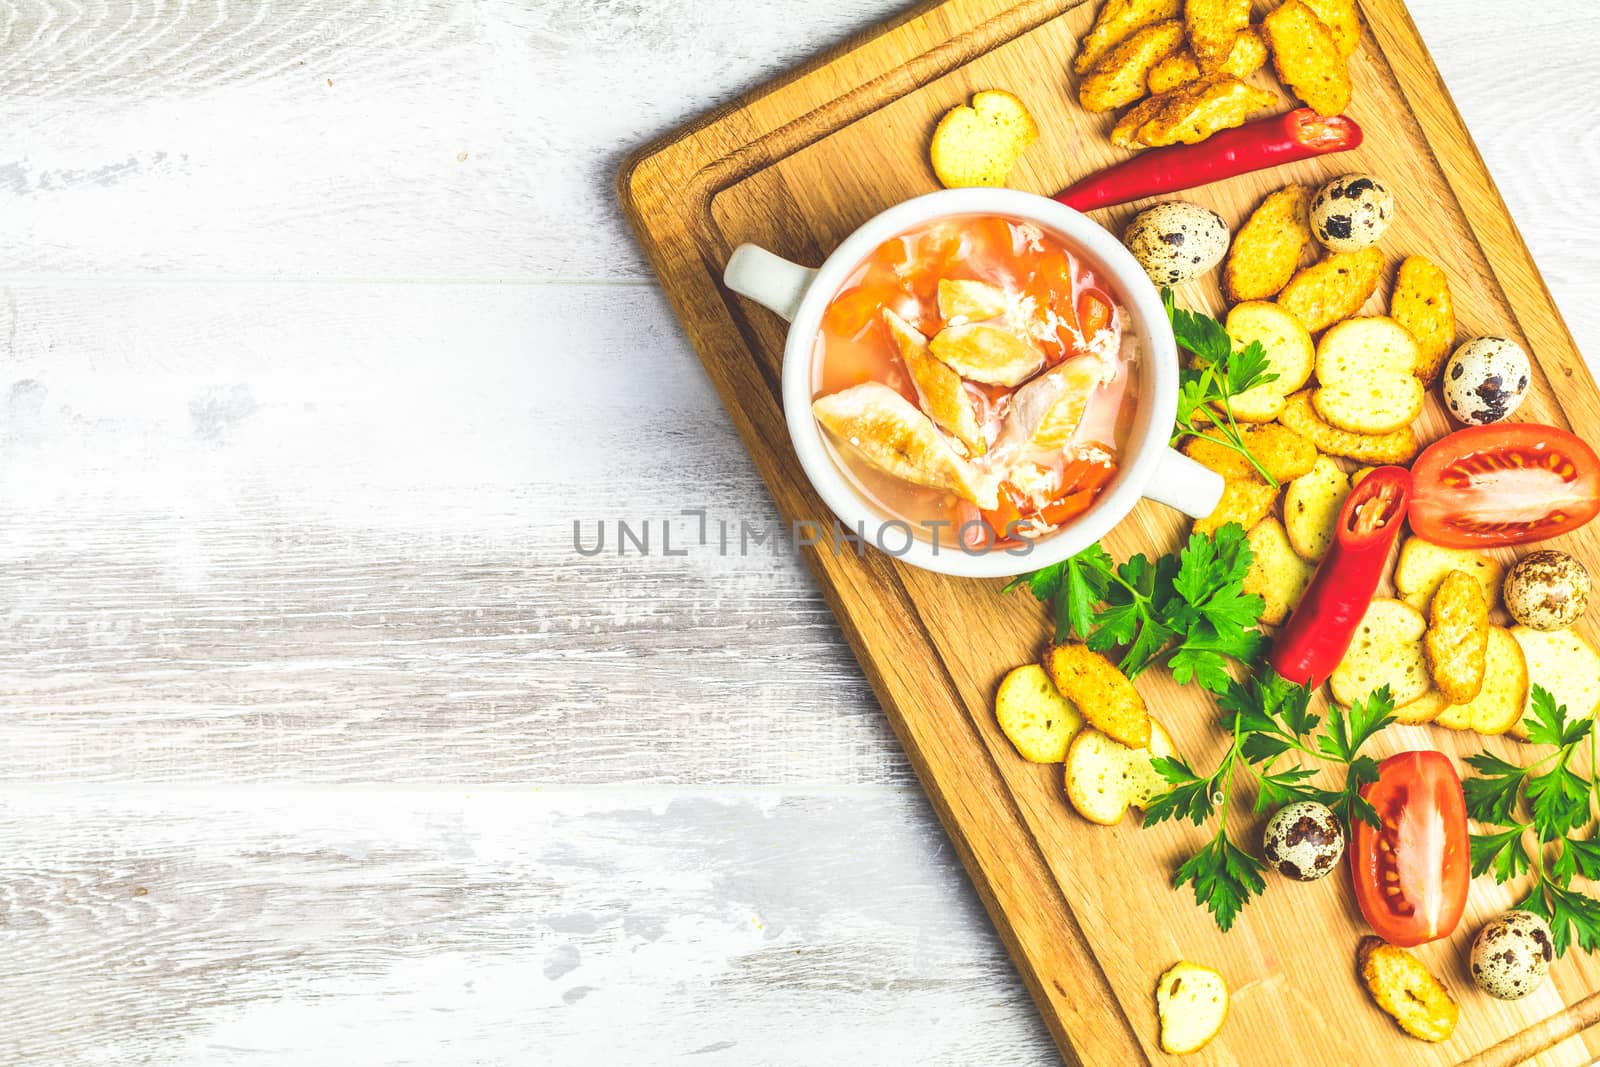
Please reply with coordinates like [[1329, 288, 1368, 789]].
[[1268, 466, 1412, 687], [1055, 109, 1363, 213]]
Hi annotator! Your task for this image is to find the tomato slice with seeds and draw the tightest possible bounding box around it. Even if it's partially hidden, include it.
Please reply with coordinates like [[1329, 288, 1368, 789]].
[[1408, 424, 1600, 548], [1351, 751, 1469, 947]]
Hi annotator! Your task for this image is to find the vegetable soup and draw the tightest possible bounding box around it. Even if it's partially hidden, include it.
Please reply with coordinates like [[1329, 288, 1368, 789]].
[[810, 213, 1140, 547]]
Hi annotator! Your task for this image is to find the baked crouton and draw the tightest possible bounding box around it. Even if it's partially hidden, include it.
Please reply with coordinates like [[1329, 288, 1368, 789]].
[[1224, 186, 1314, 303], [1075, 0, 1183, 75], [1263, 0, 1352, 116], [1424, 570, 1489, 704], [1043, 643, 1151, 749]]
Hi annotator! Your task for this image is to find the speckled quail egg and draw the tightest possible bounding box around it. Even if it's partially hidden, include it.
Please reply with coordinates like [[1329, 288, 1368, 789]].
[[1261, 800, 1345, 882], [1310, 174, 1395, 252], [1471, 911, 1554, 1000], [1123, 202, 1229, 287], [1504, 550, 1591, 631], [1442, 337, 1532, 425]]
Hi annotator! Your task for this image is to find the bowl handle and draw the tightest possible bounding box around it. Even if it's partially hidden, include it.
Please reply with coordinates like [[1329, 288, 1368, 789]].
[[724, 244, 818, 323], [1143, 446, 1225, 519]]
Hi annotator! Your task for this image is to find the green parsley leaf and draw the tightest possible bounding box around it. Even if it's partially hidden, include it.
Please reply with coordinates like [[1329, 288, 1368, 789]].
[[1175, 372, 1211, 428], [1318, 686, 1396, 766], [1062, 545, 1115, 640], [1002, 563, 1058, 602], [1239, 731, 1293, 764], [1471, 827, 1533, 883], [1527, 760, 1591, 840], [1337, 754, 1384, 831], [1551, 839, 1579, 888], [1004, 543, 1113, 643], [1172, 833, 1266, 933], [1567, 837, 1600, 882], [1255, 766, 1321, 813], [1221, 671, 1318, 761], [1463, 752, 1531, 826], [1007, 527, 1265, 684], [1223, 338, 1274, 396], [1142, 757, 1216, 827], [1524, 685, 1592, 749], [1528, 883, 1600, 957], [1268, 674, 1320, 739], [1118, 617, 1180, 678], [1462, 685, 1600, 959], [1166, 291, 1233, 367], [1162, 290, 1281, 485], [1168, 622, 1262, 694]]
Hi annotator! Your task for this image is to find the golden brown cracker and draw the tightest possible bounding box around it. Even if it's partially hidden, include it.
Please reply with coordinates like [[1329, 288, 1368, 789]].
[[1078, 20, 1186, 112], [1424, 570, 1489, 705], [1276, 246, 1385, 334], [1130, 74, 1278, 148], [1390, 256, 1456, 384], [1263, 0, 1352, 116], [1075, 0, 1183, 74], [1277, 392, 1419, 464], [1224, 186, 1314, 303], [1185, 0, 1252, 69], [1043, 643, 1151, 749]]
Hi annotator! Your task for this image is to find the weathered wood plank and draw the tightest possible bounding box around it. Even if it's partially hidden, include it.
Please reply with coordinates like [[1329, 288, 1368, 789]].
[[0, 282, 905, 784], [0, 0, 1594, 309], [0, 787, 1054, 1065], [1403, 1, 1600, 354], [0, 0, 900, 281]]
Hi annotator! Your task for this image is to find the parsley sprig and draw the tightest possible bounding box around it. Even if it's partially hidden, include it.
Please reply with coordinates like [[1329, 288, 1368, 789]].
[[1144, 672, 1396, 931], [1143, 707, 1264, 931], [1465, 686, 1600, 956], [1163, 289, 1280, 488], [1005, 525, 1265, 693]]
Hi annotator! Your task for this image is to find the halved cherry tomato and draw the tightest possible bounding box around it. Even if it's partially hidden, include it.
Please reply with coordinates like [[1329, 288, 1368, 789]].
[[1351, 751, 1469, 947], [1409, 424, 1600, 548]]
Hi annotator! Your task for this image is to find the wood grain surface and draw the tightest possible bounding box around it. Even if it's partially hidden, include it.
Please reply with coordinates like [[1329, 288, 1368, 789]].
[[622, 0, 1600, 1063], [0, 0, 1597, 1063]]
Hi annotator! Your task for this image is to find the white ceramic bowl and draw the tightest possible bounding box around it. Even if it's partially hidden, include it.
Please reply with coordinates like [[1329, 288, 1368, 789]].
[[723, 188, 1222, 578]]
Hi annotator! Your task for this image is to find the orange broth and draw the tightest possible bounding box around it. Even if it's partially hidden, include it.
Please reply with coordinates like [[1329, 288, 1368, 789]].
[[811, 213, 1140, 546]]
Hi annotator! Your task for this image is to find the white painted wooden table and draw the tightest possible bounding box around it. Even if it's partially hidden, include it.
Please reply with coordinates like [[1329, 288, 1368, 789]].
[[1, 3, 1595, 1063]]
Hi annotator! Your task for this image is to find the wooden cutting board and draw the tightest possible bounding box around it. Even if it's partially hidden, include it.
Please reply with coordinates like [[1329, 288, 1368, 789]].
[[618, 1, 1600, 1062]]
